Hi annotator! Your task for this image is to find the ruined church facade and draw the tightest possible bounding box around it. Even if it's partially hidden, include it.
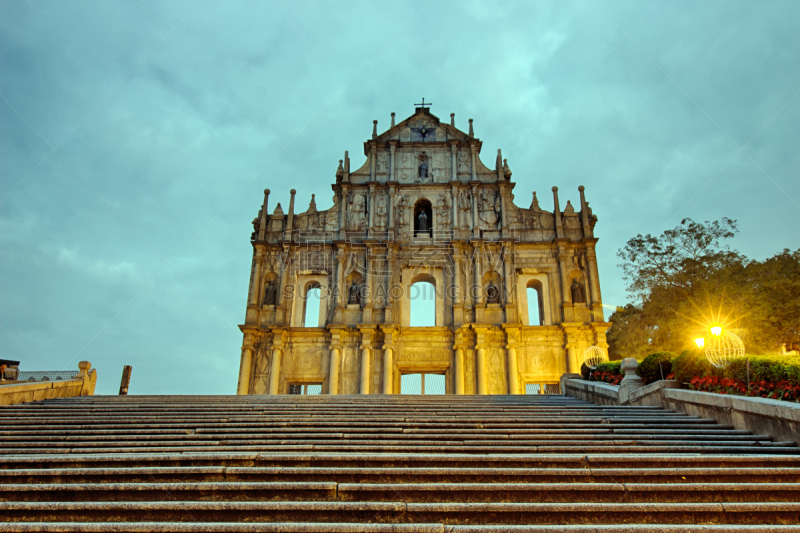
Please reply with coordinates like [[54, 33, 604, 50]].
[[237, 107, 609, 395]]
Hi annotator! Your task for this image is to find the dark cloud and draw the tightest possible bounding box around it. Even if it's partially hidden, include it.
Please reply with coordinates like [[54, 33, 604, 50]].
[[1, 1, 798, 394]]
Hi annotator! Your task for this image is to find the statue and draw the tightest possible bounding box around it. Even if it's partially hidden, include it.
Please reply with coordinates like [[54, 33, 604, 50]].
[[571, 279, 586, 304], [348, 280, 361, 305], [503, 158, 511, 179], [417, 211, 429, 233], [263, 280, 277, 306], [336, 159, 343, 181], [251, 217, 259, 242], [418, 159, 428, 180], [486, 281, 501, 304]]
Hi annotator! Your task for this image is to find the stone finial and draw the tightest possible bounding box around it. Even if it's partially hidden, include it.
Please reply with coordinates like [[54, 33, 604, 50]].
[[308, 194, 317, 212], [372, 120, 378, 139], [77, 361, 91, 377], [450, 113, 455, 126], [530, 191, 540, 211], [468, 118, 474, 137], [391, 112, 395, 128], [565, 200, 575, 213]]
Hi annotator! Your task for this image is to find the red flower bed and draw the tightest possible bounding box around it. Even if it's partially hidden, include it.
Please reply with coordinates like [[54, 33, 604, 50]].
[[592, 371, 622, 386], [689, 375, 800, 403]]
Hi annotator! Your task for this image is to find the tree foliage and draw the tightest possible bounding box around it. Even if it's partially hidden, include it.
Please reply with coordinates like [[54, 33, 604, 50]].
[[608, 218, 800, 358]]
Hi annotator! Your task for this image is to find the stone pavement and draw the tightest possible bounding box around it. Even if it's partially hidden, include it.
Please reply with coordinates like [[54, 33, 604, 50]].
[[1, 394, 798, 530]]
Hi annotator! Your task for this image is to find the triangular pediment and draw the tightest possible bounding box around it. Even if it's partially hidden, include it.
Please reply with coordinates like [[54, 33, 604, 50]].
[[375, 108, 476, 144]]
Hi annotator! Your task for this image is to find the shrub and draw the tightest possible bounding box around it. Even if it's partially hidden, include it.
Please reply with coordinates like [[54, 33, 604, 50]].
[[595, 361, 622, 375], [672, 349, 712, 384], [637, 351, 677, 384], [724, 355, 800, 386]]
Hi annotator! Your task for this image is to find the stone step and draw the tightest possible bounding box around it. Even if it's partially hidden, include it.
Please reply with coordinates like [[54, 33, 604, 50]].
[[4, 522, 800, 532], [1, 501, 799, 525], [3, 452, 798, 469], [2, 466, 799, 484], [4, 445, 796, 456], [2, 481, 799, 504]]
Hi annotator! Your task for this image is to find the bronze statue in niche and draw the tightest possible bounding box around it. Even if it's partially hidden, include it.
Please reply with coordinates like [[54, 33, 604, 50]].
[[414, 199, 433, 238], [263, 280, 277, 306], [486, 281, 501, 304], [348, 280, 361, 306], [571, 279, 586, 304]]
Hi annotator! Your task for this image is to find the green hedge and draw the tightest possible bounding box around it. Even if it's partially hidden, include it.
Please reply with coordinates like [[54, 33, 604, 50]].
[[637, 351, 676, 383], [595, 361, 622, 375], [669, 350, 800, 386]]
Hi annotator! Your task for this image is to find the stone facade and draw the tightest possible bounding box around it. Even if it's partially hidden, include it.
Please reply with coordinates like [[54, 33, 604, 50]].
[[237, 107, 610, 395]]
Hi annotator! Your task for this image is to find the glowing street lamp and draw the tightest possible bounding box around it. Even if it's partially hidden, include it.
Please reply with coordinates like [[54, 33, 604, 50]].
[[710, 326, 722, 336], [694, 337, 705, 348]]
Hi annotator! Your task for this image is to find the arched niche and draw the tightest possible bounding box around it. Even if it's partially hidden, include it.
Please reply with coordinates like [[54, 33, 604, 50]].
[[413, 199, 433, 238], [291, 274, 330, 327], [516, 273, 552, 326], [400, 269, 444, 327]]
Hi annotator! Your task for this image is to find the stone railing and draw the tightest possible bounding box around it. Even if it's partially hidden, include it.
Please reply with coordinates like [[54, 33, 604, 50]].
[[0, 361, 97, 406], [563, 357, 800, 446]]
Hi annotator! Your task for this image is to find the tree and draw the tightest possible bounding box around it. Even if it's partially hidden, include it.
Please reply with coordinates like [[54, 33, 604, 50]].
[[608, 218, 800, 358]]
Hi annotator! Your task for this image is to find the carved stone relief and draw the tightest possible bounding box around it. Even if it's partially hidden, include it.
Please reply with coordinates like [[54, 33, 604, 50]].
[[347, 193, 367, 230], [457, 151, 470, 174], [478, 189, 501, 229], [398, 348, 451, 362]]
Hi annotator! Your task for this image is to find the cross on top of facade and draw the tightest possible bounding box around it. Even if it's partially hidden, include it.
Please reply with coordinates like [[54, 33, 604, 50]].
[[414, 98, 432, 109]]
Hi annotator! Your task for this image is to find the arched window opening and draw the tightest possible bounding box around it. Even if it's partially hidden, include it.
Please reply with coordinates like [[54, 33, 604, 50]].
[[409, 281, 435, 327], [303, 285, 321, 327], [413, 199, 433, 238], [526, 280, 544, 326]]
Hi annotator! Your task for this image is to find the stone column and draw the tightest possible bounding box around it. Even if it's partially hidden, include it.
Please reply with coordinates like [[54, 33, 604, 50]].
[[336, 250, 345, 308], [365, 251, 373, 308], [558, 249, 572, 317], [268, 348, 282, 395], [473, 246, 482, 305], [368, 185, 376, 233], [470, 145, 477, 182], [237, 346, 253, 395], [285, 189, 296, 242], [476, 347, 488, 395], [499, 184, 508, 236], [450, 183, 458, 232], [257, 189, 270, 241], [328, 347, 340, 395], [369, 144, 377, 181], [552, 186, 564, 239], [578, 185, 593, 238], [454, 347, 465, 394], [382, 346, 393, 394], [586, 248, 602, 305], [565, 342, 578, 374], [360, 345, 371, 395], [389, 144, 396, 182], [387, 186, 395, 229], [249, 252, 262, 306], [471, 184, 479, 239], [339, 185, 349, 240], [452, 251, 461, 306], [506, 345, 520, 394], [279, 250, 291, 308], [450, 143, 457, 183]]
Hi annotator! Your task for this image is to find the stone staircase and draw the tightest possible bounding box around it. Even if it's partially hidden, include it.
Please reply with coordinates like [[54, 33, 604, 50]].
[[1, 394, 798, 531]]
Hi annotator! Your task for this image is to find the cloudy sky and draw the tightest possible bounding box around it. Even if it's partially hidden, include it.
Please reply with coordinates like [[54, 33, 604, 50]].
[[1, 1, 798, 395]]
